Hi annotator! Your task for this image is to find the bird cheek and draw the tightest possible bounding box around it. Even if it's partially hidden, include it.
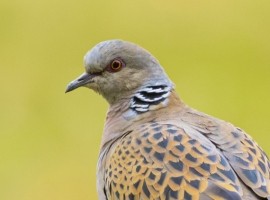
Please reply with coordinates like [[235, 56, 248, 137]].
[[95, 77, 110, 90]]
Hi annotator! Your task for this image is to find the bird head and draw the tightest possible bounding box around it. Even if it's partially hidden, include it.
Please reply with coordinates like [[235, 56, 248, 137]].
[[66, 40, 172, 104]]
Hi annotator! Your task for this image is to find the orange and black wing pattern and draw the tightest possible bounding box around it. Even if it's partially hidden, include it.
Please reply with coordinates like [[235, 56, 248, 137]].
[[104, 123, 243, 200], [219, 127, 270, 198]]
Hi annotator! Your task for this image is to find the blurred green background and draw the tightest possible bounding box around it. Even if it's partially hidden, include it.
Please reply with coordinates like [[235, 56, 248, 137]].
[[1, 0, 270, 199]]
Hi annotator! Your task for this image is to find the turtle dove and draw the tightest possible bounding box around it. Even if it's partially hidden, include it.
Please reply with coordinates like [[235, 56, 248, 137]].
[[66, 40, 270, 200]]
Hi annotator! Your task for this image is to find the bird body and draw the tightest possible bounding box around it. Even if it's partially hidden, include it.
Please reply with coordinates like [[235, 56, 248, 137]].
[[66, 40, 270, 199]]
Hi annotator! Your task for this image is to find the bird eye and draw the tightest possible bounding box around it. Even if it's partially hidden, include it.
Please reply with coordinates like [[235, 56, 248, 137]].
[[109, 59, 124, 72]]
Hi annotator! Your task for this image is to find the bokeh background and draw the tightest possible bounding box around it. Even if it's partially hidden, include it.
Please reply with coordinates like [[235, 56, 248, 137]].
[[1, 0, 270, 199]]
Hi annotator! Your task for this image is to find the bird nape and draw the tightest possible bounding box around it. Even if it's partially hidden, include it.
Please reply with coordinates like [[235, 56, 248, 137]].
[[66, 39, 270, 200]]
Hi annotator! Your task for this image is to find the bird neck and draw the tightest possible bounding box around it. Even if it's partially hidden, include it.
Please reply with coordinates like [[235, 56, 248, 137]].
[[130, 84, 172, 113], [108, 83, 187, 118], [100, 88, 185, 153]]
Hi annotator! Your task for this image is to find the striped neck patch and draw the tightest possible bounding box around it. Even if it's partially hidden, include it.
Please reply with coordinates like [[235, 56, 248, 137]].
[[130, 85, 172, 113]]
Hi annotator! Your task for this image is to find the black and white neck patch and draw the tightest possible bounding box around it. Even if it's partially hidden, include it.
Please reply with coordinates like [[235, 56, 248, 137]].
[[130, 85, 172, 113]]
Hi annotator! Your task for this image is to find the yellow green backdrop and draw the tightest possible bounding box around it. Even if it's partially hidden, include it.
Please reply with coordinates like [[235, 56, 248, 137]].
[[1, 0, 270, 199]]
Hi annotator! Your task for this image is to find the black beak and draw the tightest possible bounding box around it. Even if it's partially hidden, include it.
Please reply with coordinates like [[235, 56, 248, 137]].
[[65, 72, 95, 93]]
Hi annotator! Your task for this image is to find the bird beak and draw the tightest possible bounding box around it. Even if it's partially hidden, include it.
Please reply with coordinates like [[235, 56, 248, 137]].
[[65, 72, 95, 93]]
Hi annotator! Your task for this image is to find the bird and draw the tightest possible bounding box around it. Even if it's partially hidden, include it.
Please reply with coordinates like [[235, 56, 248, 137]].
[[66, 40, 270, 200]]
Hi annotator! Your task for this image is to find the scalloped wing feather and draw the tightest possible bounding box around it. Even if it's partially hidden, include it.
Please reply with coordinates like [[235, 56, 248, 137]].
[[222, 128, 270, 198], [104, 123, 243, 200], [181, 111, 270, 199]]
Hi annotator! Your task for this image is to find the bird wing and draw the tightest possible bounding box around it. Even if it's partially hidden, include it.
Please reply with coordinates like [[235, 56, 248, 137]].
[[104, 122, 243, 200], [223, 128, 270, 198], [181, 110, 270, 199]]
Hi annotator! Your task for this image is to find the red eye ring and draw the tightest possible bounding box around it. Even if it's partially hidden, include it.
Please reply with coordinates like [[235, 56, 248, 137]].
[[109, 59, 124, 72]]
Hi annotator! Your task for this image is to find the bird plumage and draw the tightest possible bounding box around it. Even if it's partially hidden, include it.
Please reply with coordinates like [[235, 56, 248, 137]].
[[66, 40, 270, 199]]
